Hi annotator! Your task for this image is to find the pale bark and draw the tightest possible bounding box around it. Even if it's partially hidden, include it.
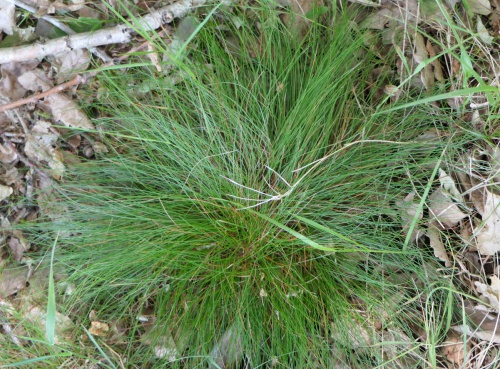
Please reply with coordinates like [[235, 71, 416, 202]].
[[0, 0, 224, 64]]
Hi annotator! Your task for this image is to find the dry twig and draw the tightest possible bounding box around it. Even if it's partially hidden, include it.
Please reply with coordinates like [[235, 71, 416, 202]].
[[0, 0, 229, 64]]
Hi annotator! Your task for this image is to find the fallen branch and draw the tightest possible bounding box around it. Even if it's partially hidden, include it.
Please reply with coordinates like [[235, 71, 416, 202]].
[[0, 30, 166, 113], [6, 0, 113, 63], [0, 0, 225, 64]]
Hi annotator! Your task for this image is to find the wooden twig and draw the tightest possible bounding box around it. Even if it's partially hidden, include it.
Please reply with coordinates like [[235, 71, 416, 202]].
[[0, 75, 86, 113], [0, 1, 231, 113], [6, 0, 113, 63], [0, 0, 228, 64], [0, 31, 166, 113]]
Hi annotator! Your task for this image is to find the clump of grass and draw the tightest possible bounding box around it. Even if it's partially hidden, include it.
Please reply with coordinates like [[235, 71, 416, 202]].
[[26, 3, 477, 368]]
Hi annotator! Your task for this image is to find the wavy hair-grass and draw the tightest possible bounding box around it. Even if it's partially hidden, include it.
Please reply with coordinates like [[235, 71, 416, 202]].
[[30, 3, 472, 368]]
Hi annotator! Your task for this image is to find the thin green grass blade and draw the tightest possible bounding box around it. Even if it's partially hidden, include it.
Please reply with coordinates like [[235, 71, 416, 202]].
[[292, 214, 372, 250], [1, 353, 73, 368], [376, 86, 498, 115], [83, 326, 117, 369], [402, 150, 444, 251], [174, 4, 222, 58], [247, 209, 336, 252], [45, 232, 59, 345]]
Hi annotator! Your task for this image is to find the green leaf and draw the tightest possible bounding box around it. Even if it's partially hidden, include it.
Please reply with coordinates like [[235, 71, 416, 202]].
[[65, 17, 105, 33], [306, 5, 328, 20]]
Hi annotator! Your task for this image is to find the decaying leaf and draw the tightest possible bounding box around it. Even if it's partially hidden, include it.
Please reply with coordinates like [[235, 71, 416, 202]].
[[413, 33, 434, 89], [140, 317, 180, 362], [0, 264, 29, 298], [17, 69, 52, 92], [7, 234, 29, 261], [429, 189, 468, 228], [162, 16, 199, 65], [35, 175, 71, 224], [439, 168, 463, 202], [88, 321, 110, 336], [0, 142, 18, 164], [0, 217, 30, 261], [51, 49, 91, 84], [173, 15, 199, 47], [45, 94, 94, 130], [490, 0, 500, 33], [154, 334, 178, 361], [0, 167, 20, 186], [456, 170, 485, 216], [0, 60, 40, 100], [455, 323, 500, 343], [453, 302, 500, 343], [361, 8, 390, 29], [427, 226, 451, 266], [147, 44, 162, 72], [26, 306, 74, 344], [477, 16, 494, 44], [475, 276, 500, 307], [348, 0, 381, 6], [475, 190, 500, 255], [284, 0, 325, 39], [467, 0, 492, 15], [0, 2, 15, 35], [395, 191, 423, 241], [331, 319, 373, 348], [0, 185, 13, 202], [24, 121, 65, 179], [488, 145, 500, 182], [210, 324, 243, 369], [442, 331, 469, 366]]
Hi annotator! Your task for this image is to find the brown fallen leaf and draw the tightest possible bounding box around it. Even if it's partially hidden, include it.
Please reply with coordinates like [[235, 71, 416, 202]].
[[0, 60, 40, 101], [426, 226, 451, 267], [395, 191, 423, 241], [361, 8, 391, 29], [475, 190, 500, 255], [7, 235, 29, 261], [24, 120, 65, 179], [488, 145, 500, 183], [88, 321, 110, 336], [0, 185, 13, 201], [0, 166, 20, 186], [50, 49, 91, 84], [475, 276, 500, 307], [210, 324, 243, 369], [413, 33, 435, 89], [0, 2, 15, 35], [45, 93, 94, 130], [284, 0, 325, 40], [477, 16, 494, 44], [453, 301, 500, 343], [467, 0, 492, 15], [456, 170, 485, 216], [27, 306, 74, 344], [0, 142, 18, 164], [490, 0, 500, 33], [426, 40, 444, 83], [17, 69, 52, 92], [0, 264, 29, 298], [428, 189, 468, 228], [442, 331, 469, 366]]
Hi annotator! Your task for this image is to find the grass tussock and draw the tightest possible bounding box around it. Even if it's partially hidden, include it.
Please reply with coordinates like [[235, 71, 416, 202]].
[[24, 3, 478, 368]]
